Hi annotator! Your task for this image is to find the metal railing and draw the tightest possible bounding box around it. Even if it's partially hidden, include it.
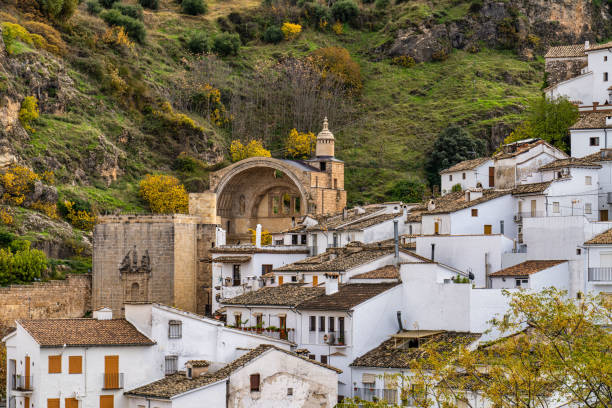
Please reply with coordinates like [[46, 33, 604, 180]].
[[232, 327, 295, 342], [102, 373, 124, 389], [352, 388, 399, 404], [308, 330, 347, 346], [10, 375, 33, 391], [588, 267, 612, 282], [515, 211, 546, 219]]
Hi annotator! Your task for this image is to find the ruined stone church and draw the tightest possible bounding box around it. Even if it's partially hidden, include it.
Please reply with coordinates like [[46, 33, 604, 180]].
[[92, 119, 346, 316]]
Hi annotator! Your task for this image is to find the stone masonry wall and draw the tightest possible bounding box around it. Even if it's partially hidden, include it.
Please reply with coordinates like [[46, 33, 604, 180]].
[[0, 274, 91, 328], [545, 58, 587, 88]]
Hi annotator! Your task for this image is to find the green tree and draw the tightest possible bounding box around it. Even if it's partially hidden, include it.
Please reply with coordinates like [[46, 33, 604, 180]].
[[331, 0, 359, 23], [182, 0, 207, 15], [503, 96, 578, 152], [425, 126, 486, 188], [385, 180, 426, 203]]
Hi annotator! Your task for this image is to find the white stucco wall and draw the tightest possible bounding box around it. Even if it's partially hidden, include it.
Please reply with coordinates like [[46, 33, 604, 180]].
[[571, 128, 611, 158], [440, 160, 494, 195]]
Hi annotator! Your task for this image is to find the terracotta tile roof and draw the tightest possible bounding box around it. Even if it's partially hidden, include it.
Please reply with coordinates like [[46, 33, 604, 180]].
[[340, 213, 401, 231], [544, 44, 586, 58], [512, 181, 552, 195], [585, 41, 612, 52], [570, 112, 612, 130], [220, 284, 324, 307], [211, 246, 309, 255], [539, 157, 602, 170], [187, 360, 210, 367], [298, 283, 400, 311], [212, 256, 252, 263], [583, 150, 612, 162], [305, 206, 385, 231], [423, 189, 511, 215], [18, 319, 155, 348], [585, 228, 612, 245], [350, 331, 481, 369], [125, 344, 341, 399], [351, 265, 399, 280], [489, 260, 567, 277], [439, 157, 491, 174]]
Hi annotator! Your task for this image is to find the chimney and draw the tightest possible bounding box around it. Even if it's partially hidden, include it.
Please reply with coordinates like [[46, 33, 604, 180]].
[[427, 199, 435, 211], [324, 273, 339, 295], [606, 116, 612, 127], [343, 207, 348, 220], [255, 224, 262, 248], [593, 101, 599, 112], [393, 220, 399, 265], [585, 40, 590, 50], [93, 307, 113, 320], [186, 361, 210, 378]]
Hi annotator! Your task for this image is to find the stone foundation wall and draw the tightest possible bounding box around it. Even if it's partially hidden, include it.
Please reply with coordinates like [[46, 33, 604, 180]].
[[0, 274, 91, 328], [545, 58, 587, 88]]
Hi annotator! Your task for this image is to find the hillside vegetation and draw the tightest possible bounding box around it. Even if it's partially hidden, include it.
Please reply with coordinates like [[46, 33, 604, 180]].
[[0, 0, 610, 242]]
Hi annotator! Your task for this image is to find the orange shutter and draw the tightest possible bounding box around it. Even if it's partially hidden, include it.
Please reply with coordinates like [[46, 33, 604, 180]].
[[484, 225, 492, 235], [312, 276, 318, 286], [278, 276, 283, 285], [24, 397, 29, 408], [69, 356, 82, 374], [48, 355, 61, 374], [104, 356, 119, 389], [25, 356, 30, 389], [47, 399, 60, 408], [100, 395, 114, 408], [65, 398, 78, 408]]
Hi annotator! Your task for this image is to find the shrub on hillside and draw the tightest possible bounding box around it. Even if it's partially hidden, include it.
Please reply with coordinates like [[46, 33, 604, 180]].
[[186, 30, 211, 53], [309, 47, 362, 93], [0, 165, 39, 206], [100, 9, 146, 42], [99, 0, 118, 8], [281, 22, 302, 40], [139, 174, 188, 214], [0, 245, 48, 286], [18, 96, 39, 133], [212, 32, 240, 56], [22, 21, 66, 55], [303, 3, 331, 27], [331, 0, 359, 23], [375, 0, 389, 10], [263, 26, 283, 44], [181, 0, 207, 15], [112, 3, 144, 20], [63, 201, 96, 231], [37, 0, 78, 21], [138, 0, 159, 9], [86, 0, 103, 14]]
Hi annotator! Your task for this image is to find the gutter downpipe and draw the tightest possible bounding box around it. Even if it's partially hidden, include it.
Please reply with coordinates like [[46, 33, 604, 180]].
[[393, 220, 399, 266]]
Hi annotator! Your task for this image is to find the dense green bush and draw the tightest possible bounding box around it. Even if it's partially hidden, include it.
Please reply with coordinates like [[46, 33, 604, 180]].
[[375, 0, 389, 10], [86, 0, 103, 14], [331, 0, 359, 23], [101, 9, 146, 42], [212, 32, 240, 56], [304, 2, 331, 26], [385, 180, 426, 203], [99, 0, 118, 8], [37, 0, 78, 21], [181, 0, 207, 15], [112, 3, 144, 20], [262, 26, 283, 43], [186, 30, 211, 53], [0, 243, 47, 286], [138, 0, 159, 9]]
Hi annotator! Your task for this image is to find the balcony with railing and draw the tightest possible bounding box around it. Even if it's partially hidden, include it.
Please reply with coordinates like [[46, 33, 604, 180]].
[[514, 211, 546, 222], [588, 267, 612, 283], [308, 330, 347, 346], [102, 373, 124, 390], [352, 388, 399, 405], [10, 374, 33, 391]]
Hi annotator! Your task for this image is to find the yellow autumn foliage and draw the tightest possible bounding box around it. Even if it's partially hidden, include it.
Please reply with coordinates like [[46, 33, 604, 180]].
[[286, 128, 316, 159], [139, 174, 189, 214], [230, 140, 271, 162], [248, 228, 272, 246], [0, 165, 38, 206], [64, 201, 96, 231], [102, 26, 135, 53], [18, 96, 39, 133], [0, 208, 13, 226], [332, 21, 343, 35], [281, 22, 302, 40]]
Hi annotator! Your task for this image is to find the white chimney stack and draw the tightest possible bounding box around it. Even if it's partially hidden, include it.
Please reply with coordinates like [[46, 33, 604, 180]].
[[93, 307, 113, 320], [585, 40, 590, 50], [325, 273, 339, 295], [255, 224, 262, 248], [606, 116, 612, 126]]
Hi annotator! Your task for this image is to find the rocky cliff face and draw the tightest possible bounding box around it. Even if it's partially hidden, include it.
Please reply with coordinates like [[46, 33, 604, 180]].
[[386, 0, 612, 62]]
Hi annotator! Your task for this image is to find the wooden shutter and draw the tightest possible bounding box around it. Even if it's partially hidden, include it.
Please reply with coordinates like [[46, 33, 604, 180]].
[[47, 399, 60, 408], [48, 355, 61, 374], [24, 397, 30, 408], [250, 373, 260, 392], [278, 275, 283, 285], [601, 210, 609, 221], [434, 222, 439, 235], [484, 225, 492, 235], [312, 276, 318, 286], [104, 355, 119, 389], [488, 167, 494, 187], [25, 356, 30, 389], [65, 398, 78, 408], [69, 356, 82, 374], [100, 395, 114, 408]]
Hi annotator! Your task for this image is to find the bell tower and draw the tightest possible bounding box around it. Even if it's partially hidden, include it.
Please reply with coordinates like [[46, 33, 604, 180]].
[[315, 117, 335, 158]]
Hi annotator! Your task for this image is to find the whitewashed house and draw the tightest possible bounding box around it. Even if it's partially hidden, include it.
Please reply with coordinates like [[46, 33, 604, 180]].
[[3, 308, 157, 408], [124, 344, 341, 408], [211, 241, 309, 312], [583, 149, 612, 221], [123, 303, 292, 373], [489, 260, 569, 290], [545, 41, 612, 106], [439, 157, 494, 195], [583, 228, 612, 295], [569, 109, 612, 158]]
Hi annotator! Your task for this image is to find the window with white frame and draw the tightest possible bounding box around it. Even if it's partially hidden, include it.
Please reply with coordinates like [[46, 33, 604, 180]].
[[165, 355, 178, 375], [515, 278, 528, 287], [553, 202, 560, 213], [585, 203, 592, 214], [168, 320, 182, 339], [586, 176, 592, 185]]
